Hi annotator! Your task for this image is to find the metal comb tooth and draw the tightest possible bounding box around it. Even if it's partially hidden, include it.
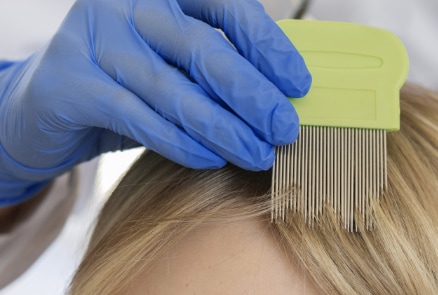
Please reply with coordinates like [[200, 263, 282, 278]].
[[271, 126, 387, 231]]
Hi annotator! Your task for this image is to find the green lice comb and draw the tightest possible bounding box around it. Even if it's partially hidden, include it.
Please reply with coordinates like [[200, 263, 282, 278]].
[[271, 20, 409, 231]]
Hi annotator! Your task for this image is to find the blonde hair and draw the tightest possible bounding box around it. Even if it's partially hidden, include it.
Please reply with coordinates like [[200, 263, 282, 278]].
[[69, 84, 438, 295]]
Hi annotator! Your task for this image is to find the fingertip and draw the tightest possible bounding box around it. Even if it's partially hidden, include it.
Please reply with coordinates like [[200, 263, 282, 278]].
[[276, 51, 312, 98], [290, 67, 312, 98], [271, 102, 300, 146], [261, 29, 312, 99], [250, 148, 275, 171], [236, 143, 275, 171], [186, 154, 227, 169], [202, 158, 227, 169], [257, 157, 275, 171]]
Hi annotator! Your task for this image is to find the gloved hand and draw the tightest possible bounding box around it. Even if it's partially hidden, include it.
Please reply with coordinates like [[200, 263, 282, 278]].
[[0, 0, 311, 205]]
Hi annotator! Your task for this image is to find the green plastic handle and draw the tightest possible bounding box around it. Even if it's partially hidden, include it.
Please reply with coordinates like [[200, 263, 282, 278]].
[[278, 20, 409, 131]]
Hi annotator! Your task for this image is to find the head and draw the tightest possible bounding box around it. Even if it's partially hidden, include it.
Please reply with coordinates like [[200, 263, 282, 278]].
[[69, 84, 438, 294]]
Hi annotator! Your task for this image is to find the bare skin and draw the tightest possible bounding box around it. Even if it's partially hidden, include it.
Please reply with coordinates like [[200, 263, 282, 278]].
[[125, 217, 320, 295]]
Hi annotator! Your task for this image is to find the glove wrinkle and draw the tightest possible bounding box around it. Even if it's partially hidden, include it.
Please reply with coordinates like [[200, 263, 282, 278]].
[[0, 0, 310, 202]]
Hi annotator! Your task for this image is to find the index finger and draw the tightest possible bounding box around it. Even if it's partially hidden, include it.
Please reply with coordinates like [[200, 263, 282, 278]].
[[177, 0, 312, 97], [133, 0, 302, 145]]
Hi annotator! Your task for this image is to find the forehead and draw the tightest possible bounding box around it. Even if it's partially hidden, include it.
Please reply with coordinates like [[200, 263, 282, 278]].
[[124, 217, 319, 294]]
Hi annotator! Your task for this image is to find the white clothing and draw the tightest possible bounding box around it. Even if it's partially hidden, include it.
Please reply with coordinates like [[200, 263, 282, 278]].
[[0, 171, 78, 289], [0, 160, 100, 294]]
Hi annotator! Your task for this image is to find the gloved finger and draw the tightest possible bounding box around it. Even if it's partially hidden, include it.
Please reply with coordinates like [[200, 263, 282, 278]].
[[177, 0, 312, 98], [51, 130, 140, 168], [132, 0, 300, 145], [95, 31, 275, 170], [67, 70, 226, 170], [97, 130, 141, 154]]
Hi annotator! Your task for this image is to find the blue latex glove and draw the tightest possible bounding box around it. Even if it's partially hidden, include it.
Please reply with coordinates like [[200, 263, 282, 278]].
[[0, 0, 311, 205]]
